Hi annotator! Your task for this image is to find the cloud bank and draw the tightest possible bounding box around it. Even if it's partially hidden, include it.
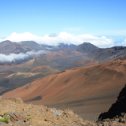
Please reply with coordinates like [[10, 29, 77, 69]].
[[122, 39, 126, 46], [3, 32, 114, 48], [0, 50, 47, 63]]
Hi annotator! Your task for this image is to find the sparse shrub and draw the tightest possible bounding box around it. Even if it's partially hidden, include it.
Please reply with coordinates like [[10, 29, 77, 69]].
[[0, 116, 9, 123]]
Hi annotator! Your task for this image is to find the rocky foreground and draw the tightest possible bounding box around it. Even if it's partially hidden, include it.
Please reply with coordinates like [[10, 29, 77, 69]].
[[0, 98, 96, 126], [0, 98, 126, 126]]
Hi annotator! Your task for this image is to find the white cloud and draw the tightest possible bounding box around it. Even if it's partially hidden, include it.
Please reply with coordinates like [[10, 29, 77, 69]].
[[5, 32, 42, 42], [0, 50, 47, 63], [122, 39, 126, 46], [0, 53, 29, 63], [2, 32, 114, 48]]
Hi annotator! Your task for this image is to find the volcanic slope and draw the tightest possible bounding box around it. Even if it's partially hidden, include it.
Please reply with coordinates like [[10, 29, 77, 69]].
[[3, 59, 126, 120]]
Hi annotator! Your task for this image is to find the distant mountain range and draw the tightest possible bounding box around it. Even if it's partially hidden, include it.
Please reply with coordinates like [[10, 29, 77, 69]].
[[0, 40, 126, 61], [0, 40, 53, 54], [1, 40, 126, 90]]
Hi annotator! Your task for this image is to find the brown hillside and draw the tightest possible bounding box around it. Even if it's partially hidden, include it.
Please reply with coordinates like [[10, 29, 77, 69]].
[[3, 59, 126, 120]]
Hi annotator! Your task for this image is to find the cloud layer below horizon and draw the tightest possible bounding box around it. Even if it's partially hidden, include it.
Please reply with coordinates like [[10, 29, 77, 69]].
[[0, 32, 116, 48], [0, 50, 47, 63]]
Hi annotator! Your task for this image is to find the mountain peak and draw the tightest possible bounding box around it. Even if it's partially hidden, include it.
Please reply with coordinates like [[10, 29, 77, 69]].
[[77, 42, 98, 53], [81, 42, 98, 48], [0, 40, 13, 44]]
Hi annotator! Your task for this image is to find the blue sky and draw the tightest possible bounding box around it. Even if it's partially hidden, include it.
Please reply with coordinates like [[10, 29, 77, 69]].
[[0, 0, 126, 46]]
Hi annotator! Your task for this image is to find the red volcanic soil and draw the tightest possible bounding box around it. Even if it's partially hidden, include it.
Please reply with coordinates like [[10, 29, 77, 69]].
[[3, 59, 126, 120]]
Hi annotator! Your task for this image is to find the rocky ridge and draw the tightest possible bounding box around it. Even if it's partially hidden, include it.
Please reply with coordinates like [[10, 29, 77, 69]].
[[97, 85, 126, 126]]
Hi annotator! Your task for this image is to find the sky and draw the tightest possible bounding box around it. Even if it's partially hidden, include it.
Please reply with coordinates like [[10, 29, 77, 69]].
[[0, 0, 126, 47]]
